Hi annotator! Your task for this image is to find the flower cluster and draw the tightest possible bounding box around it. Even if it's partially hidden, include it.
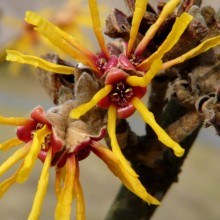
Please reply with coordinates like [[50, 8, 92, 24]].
[[2, 0, 220, 219], [0, 99, 159, 220]]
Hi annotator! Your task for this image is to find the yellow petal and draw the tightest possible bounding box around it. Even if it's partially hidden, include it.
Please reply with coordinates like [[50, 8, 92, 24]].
[[0, 165, 23, 198], [0, 143, 30, 176], [131, 97, 184, 157], [70, 85, 112, 119], [162, 35, 220, 70], [6, 50, 75, 74], [126, 59, 162, 87], [107, 105, 137, 176], [88, 0, 109, 58], [91, 143, 160, 205], [25, 11, 99, 73], [0, 137, 23, 151], [55, 156, 76, 220], [55, 169, 62, 200], [0, 115, 29, 126], [135, 0, 181, 56], [28, 148, 52, 220], [137, 12, 193, 71], [0, 173, 17, 198], [16, 125, 51, 183], [127, 0, 148, 56], [74, 162, 85, 220]]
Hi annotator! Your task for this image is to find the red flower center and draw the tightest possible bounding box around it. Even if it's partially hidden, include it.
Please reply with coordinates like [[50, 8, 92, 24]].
[[110, 81, 134, 107]]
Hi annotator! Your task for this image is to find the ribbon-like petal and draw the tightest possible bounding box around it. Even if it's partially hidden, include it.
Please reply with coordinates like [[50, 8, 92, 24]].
[[25, 11, 99, 73], [0, 137, 23, 151], [135, 0, 181, 56], [88, 0, 109, 58], [131, 97, 184, 157], [91, 142, 160, 205], [162, 35, 220, 70], [28, 148, 52, 220], [0, 143, 30, 176], [6, 50, 75, 74], [137, 12, 192, 71], [16, 125, 51, 183], [55, 155, 76, 220], [0, 115, 30, 126], [70, 85, 112, 119], [126, 59, 162, 87], [127, 0, 148, 56]]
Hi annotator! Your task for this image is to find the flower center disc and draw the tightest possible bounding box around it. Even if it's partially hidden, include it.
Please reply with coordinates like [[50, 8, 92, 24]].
[[110, 81, 134, 107]]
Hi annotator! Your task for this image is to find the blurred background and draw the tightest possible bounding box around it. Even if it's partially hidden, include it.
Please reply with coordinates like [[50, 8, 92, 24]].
[[0, 0, 219, 219]]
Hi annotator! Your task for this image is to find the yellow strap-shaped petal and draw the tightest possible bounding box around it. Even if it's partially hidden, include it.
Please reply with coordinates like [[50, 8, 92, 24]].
[[162, 35, 220, 70], [6, 50, 75, 74], [0, 137, 23, 151], [131, 97, 184, 157], [126, 59, 162, 87], [91, 143, 160, 205], [55, 169, 62, 200], [88, 0, 109, 58], [0, 165, 23, 198], [74, 162, 85, 220], [127, 0, 148, 56], [28, 148, 52, 220], [55, 156, 76, 220], [16, 125, 51, 183], [107, 105, 137, 176], [135, 0, 181, 56], [0, 143, 30, 176], [137, 12, 193, 71], [0, 115, 29, 126], [25, 11, 99, 73], [0, 174, 17, 198], [70, 85, 112, 119]]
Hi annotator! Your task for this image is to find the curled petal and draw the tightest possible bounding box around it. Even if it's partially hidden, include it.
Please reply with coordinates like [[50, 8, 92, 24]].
[[88, 0, 109, 58], [16, 125, 51, 183], [105, 55, 118, 70], [30, 106, 50, 125], [55, 156, 76, 220], [0, 137, 23, 151], [162, 35, 220, 70], [70, 85, 112, 119], [6, 50, 75, 74], [28, 148, 52, 220], [137, 12, 193, 71], [91, 142, 160, 205], [118, 54, 135, 69], [126, 59, 162, 87], [135, 0, 181, 56], [105, 68, 128, 85], [16, 120, 37, 143], [0, 143, 30, 176], [131, 97, 184, 157], [127, 0, 148, 56], [117, 103, 136, 119]]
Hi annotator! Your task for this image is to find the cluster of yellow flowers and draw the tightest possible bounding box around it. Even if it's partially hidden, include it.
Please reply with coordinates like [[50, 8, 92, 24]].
[[1, 0, 220, 219]]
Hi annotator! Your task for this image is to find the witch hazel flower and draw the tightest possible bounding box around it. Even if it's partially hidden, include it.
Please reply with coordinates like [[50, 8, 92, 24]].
[[0, 84, 160, 220], [5, 0, 220, 207]]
